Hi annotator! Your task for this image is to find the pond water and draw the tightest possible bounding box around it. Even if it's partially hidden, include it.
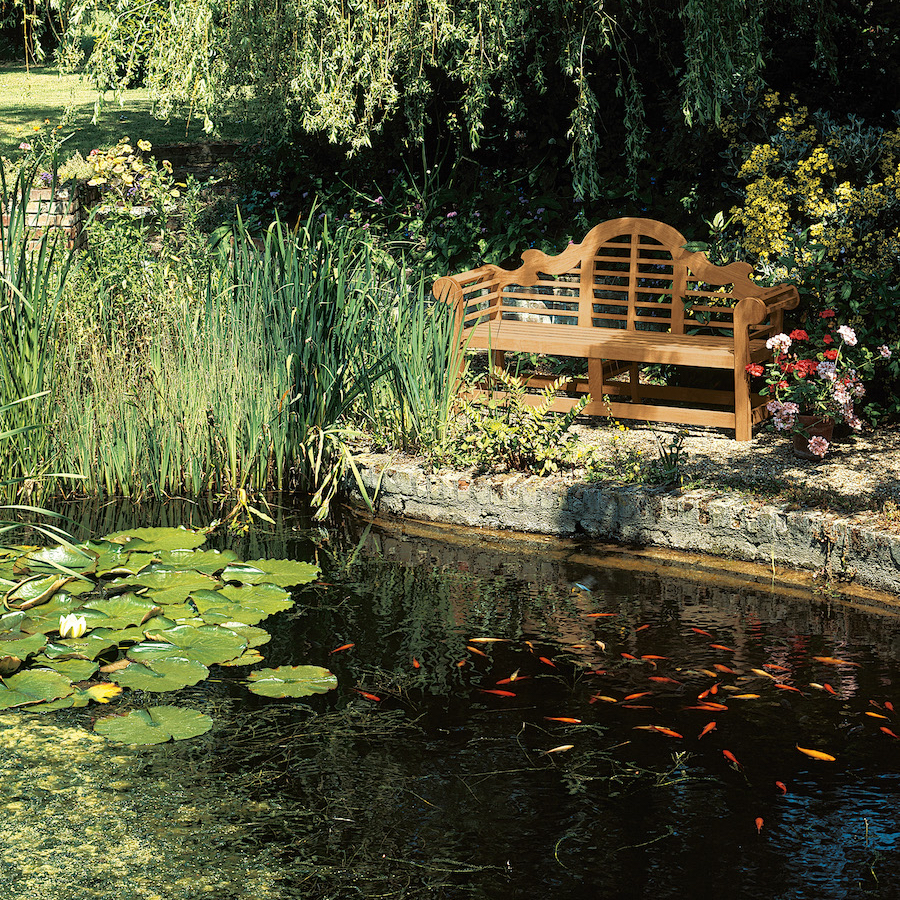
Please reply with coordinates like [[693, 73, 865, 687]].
[[3, 504, 900, 899]]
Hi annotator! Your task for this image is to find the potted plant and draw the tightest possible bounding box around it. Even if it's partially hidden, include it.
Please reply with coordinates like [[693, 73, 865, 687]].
[[745, 308, 893, 459]]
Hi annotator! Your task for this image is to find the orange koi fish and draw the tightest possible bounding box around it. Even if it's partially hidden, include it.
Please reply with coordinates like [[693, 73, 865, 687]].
[[698, 721, 717, 739], [545, 717, 582, 724], [685, 702, 729, 711], [649, 676, 681, 685], [635, 624, 651, 632], [355, 689, 381, 701], [710, 644, 736, 652], [456, 660, 467, 667], [467, 645, 489, 657], [412, 658, 421, 669], [641, 655, 668, 661], [691, 627, 714, 637], [713, 664, 737, 674], [723, 749, 742, 768], [755, 817, 764, 834], [886, 701, 895, 713], [590, 695, 619, 704], [585, 612, 618, 618], [648, 726, 683, 738], [751, 668, 777, 680], [880, 726, 900, 739], [480, 689, 516, 697], [796, 745, 836, 761], [621, 653, 637, 660], [763, 663, 790, 672], [469, 637, 507, 643], [330, 643, 355, 653], [698, 683, 720, 699], [496, 675, 530, 685], [620, 705, 654, 709], [774, 683, 803, 694], [822, 683, 837, 696], [812, 656, 860, 667], [546, 744, 574, 754], [539, 656, 557, 667], [623, 692, 652, 701], [731, 693, 761, 700], [775, 781, 787, 794]]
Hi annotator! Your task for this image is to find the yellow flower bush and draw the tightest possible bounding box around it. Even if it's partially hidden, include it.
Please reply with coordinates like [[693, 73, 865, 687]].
[[728, 97, 900, 272]]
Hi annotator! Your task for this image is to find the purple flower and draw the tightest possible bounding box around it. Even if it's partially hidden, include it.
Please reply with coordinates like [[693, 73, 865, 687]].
[[269, 190, 280, 199], [374, 196, 384, 206], [446, 211, 457, 218]]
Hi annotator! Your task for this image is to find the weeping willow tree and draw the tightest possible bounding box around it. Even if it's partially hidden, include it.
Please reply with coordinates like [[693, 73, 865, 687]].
[[56, 0, 883, 199]]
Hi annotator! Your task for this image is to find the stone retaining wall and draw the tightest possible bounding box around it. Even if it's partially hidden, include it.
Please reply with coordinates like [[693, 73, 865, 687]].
[[351, 454, 900, 596]]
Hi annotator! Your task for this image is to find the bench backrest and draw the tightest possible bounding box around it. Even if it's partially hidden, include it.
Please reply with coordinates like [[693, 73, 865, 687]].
[[445, 218, 768, 338]]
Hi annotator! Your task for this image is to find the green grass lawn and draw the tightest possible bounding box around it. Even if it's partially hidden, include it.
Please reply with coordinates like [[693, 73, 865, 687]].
[[0, 63, 249, 160]]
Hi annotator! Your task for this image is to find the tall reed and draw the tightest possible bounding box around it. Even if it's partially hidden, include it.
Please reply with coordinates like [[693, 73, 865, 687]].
[[0, 163, 75, 501]]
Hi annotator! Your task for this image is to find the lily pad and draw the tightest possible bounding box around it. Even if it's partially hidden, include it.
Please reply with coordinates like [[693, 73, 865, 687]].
[[0, 668, 74, 708], [39, 658, 99, 680], [230, 558, 319, 587], [0, 632, 47, 660], [95, 705, 213, 744], [131, 625, 247, 666], [246, 665, 337, 698], [42, 634, 119, 660], [111, 656, 209, 691], [158, 548, 239, 574], [103, 527, 208, 552], [15, 544, 99, 576], [219, 649, 265, 667], [4, 575, 74, 610], [81, 594, 161, 628]]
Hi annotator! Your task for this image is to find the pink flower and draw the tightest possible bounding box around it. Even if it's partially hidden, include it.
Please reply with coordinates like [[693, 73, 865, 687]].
[[807, 436, 829, 457], [18, 142, 31, 151], [836, 325, 857, 346], [880, 345, 892, 359]]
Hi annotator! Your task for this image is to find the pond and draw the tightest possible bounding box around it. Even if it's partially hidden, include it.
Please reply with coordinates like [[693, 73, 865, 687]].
[[3, 503, 900, 899]]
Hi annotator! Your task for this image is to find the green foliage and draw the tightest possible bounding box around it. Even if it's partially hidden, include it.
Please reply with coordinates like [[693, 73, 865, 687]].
[[647, 431, 687, 486], [442, 370, 589, 475]]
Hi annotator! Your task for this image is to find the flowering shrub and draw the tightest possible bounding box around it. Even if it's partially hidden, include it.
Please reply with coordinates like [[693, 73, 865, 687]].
[[746, 309, 893, 456]]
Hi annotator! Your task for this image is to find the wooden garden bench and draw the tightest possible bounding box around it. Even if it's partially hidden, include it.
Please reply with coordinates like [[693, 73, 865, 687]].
[[432, 217, 799, 440]]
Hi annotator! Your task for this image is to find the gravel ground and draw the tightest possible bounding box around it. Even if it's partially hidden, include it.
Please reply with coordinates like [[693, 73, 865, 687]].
[[569, 419, 900, 523]]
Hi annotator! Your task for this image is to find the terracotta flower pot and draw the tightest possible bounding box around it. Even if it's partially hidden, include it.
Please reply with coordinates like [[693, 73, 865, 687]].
[[792, 415, 834, 461]]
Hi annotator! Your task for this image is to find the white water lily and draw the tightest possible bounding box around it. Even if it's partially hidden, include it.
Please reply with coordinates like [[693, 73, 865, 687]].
[[59, 614, 88, 639]]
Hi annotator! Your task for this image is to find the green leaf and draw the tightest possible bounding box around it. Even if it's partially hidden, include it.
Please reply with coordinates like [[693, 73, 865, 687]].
[[39, 658, 99, 680], [0, 632, 47, 659], [81, 593, 161, 627], [42, 634, 118, 660], [158, 548, 240, 574], [191, 583, 293, 626], [131, 625, 247, 666], [95, 706, 213, 744], [224, 558, 319, 587], [111, 656, 209, 691], [246, 665, 337, 698], [103, 527, 208, 552], [17, 544, 98, 576], [0, 668, 74, 708]]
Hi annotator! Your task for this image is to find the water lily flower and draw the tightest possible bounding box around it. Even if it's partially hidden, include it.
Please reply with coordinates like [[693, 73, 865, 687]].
[[59, 613, 88, 639]]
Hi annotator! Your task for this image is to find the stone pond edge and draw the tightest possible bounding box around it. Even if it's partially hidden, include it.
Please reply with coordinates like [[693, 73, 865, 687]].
[[349, 453, 900, 597]]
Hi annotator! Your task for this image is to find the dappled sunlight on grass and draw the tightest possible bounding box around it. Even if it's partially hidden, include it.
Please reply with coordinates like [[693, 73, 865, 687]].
[[0, 64, 248, 158]]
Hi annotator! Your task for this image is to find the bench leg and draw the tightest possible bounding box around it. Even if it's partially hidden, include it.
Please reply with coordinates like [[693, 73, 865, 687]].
[[734, 365, 752, 441], [488, 349, 506, 378], [588, 358, 608, 414], [629, 363, 641, 403]]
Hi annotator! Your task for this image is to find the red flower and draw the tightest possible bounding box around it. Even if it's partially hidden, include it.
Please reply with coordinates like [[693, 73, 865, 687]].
[[796, 358, 819, 376], [824, 348, 839, 360], [789, 329, 809, 341], [745, 363, 764, 377], [822, 334, 833, 344], [777, 380, 789, 390], [819, 309, 836, 318]]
